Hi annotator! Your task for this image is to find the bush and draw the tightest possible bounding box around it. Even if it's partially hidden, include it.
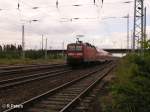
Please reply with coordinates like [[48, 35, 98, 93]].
[[0, 51, 21, 59], [107, 53, 150, 112], [0, 50, 65, 60]]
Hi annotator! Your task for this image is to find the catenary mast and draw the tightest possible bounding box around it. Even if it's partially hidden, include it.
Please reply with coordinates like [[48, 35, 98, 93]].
[[133, 0, 144, 52]]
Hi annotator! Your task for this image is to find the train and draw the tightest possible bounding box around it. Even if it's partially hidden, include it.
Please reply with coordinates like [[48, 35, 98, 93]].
[[66, 40, 112, 65]]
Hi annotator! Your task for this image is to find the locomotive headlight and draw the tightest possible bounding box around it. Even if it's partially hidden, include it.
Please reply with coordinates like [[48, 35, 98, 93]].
[[68, 53, 74, 56], [76, 53, 83, 56]]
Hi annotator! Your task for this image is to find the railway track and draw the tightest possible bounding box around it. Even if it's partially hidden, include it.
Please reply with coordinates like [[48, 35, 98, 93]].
[[3, 61, 115, 112], [0, 67, 72, 89], [0, 64, 66, 77], [0, 64, 68, 82], [0, 63, 64, 71]]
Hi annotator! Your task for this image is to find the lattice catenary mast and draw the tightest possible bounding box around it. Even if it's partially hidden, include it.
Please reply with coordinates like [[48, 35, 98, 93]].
[[133, 0, 144, 51]]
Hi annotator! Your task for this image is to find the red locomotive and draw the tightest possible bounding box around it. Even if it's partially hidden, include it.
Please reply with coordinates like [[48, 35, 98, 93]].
[[66, 41, 111, 65]]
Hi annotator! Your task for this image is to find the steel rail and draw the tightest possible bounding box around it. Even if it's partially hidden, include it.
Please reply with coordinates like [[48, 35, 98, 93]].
[[0, 67, 70, 85], [0, 63, 64, 71], [0, 64, 67, 77], [60, 64, 115, 112], [3, 62, 113, 112], [0, 68, 72, 90]]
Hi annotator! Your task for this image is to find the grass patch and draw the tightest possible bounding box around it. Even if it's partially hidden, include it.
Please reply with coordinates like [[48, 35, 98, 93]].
[[0, 58, 65, 65]]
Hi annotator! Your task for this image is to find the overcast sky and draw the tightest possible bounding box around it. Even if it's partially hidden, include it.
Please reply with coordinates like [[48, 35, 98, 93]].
[[0, 0, 150, 50]]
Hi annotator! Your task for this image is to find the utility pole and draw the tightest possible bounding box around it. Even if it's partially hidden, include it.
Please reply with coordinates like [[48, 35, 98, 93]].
[[42, 35, 44, 51], [62, 41, 65, 56], [22, 25, 25, 59], [127, 14, 130, 53], [133, 0, 144, 52], [20, 19, 38, 58], [131, 30, 133, 49], [45, 38, 47, 59]]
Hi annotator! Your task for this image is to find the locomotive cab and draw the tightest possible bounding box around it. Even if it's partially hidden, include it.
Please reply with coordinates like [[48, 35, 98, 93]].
[[67, 43, 84, 65]]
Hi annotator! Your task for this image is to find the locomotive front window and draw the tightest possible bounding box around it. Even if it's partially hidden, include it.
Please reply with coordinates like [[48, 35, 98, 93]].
[[68, 46, 75, 51], [76, 46, 82, 51], [68, 45, 82, 51]]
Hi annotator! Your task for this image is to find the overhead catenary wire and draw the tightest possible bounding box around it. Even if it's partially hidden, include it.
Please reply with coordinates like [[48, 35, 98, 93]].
[[1, 0, 133, 12], [11, 0, 103, 22], [15, 1, 56, 22], [17, 0, 102, 10], [58, 0, 104, 23], [0, 0, 104, 20], [0, 0, 134, 24], [1, 0, 134, 24]]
